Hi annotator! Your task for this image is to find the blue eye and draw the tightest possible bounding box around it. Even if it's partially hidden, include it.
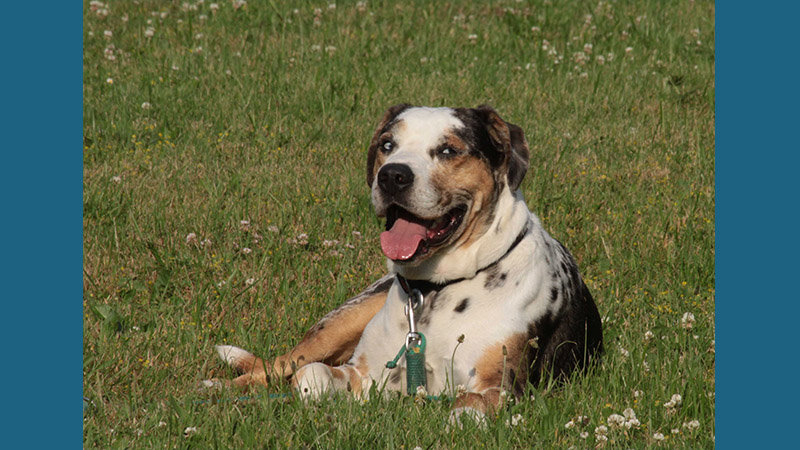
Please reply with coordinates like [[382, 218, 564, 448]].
[[439, 147, 455, 156], [382, 141, 393, 152]]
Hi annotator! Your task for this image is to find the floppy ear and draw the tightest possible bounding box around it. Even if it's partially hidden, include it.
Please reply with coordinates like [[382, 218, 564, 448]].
[[474, 105, 530, 191], [366, 103, 412, 187]]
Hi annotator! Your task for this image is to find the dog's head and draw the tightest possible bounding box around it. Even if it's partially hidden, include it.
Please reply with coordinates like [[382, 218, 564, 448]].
[[367, 105, 530, 268]]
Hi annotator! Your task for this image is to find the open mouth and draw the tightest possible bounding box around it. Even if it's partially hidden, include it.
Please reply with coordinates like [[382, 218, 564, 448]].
[[380, 204, 467, 261]]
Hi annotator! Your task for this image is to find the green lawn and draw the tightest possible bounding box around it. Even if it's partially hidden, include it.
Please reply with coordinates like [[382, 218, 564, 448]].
[[83, 0, 715, 448]]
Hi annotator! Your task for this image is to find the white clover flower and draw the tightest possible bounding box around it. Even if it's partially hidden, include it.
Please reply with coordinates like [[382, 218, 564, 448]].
[[200, 238, 211, 247], [607, 413, 625, 428], [653, 432, 665, 441], [183, 426, 197, 437], [683, 419, 700, 431], [161, 11, 169, 19], [106, 77, 114, 84], [325, 45, 337, 53], [210, 3, 219, 12], [311, 44, 322, 52], [104, 30, 113, 39], [664, 393, 682, 409], [233, 0, 246, 10], [328, 3, 336, 9], [498, 390, 510, 406], [186, 233, 198, 244], [267, 225, 279, 233], [530, 26, 541, 33], [111, 175, 122, 183], [580, 431, 589, 439], [239, 219, 250, 230], [468, 34, 478, 41], [506, 413, 524, 427], [681, 312, 696, 329], [623, 408, 636, 420], [356, 1, 367, 12], [216, 280, 226, 287], [564, 419, 576, 429], [619, 345, 629, 357], [241, 247, 252, 255], [141, 102, 152, 110], [322, 239, 339, 247], [642, 361, 650, 372], [625, 46, 633, 55], [594, 425, 608, 436], [583, 43, 593, 54], [158, 420, 167, 427], [199, 14, 207, 20], [245, 278, 255, 286], [195, 33, 204, 40], [194, 46, 203, 53], [644, 330, 654, 341], [455, 384, 467, 396], [671, 428, 680, 434], [145, 27, 155, 37], [633, 389, 643, 398]]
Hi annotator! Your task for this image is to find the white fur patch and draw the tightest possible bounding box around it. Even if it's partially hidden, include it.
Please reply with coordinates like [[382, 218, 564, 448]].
[[215, 345, 253, 367]]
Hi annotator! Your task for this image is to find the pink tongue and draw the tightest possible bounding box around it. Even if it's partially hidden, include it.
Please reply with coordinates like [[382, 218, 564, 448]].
[[380, 217, 427, 260]]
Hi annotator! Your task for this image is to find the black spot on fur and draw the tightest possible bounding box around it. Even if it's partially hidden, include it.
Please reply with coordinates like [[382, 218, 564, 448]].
[[550, 286, 558, 303], [389, 371, 402, 385], [454, 298, 470, 313], [483, 264, 507, 289]]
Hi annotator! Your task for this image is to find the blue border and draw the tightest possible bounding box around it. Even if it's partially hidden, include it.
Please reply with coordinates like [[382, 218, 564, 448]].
[[717, 3, 799, 449], [1, 3, 82, 449]]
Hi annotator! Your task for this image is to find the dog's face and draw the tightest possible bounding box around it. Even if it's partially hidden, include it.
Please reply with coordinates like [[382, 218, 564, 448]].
[[367, 105, 530, 265]]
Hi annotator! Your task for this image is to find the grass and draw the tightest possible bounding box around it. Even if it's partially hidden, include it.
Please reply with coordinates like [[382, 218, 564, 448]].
[[82, 0, 715, 448]]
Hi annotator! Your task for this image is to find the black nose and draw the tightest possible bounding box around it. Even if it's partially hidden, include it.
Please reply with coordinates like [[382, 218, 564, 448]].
[[377, 163, 415, 195]]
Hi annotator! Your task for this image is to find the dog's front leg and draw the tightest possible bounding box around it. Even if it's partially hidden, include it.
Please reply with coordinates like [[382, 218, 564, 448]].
[[212, 275, 393, 389]]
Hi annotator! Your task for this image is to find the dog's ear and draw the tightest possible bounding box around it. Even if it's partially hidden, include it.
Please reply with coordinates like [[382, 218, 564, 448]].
[[474, 105, 530, 191], [366, 103, 412, 187]]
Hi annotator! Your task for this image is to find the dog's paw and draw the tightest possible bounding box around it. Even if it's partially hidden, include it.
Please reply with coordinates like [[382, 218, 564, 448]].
[[293, 363, 335, 400], [447, 406, 487, 431]]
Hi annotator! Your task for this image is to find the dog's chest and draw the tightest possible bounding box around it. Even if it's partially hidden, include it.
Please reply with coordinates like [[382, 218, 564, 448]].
[[357, 252, 552, 394]]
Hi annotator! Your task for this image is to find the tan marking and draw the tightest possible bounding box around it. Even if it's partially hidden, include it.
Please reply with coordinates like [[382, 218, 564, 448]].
[[472, 332, 529, 392], [443, 132, 468, 153], [453, 388, 504, 414], [430, 154, 497, 250]]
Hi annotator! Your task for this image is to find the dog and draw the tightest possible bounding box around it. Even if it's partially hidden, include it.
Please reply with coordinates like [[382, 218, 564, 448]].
[[209, 105, 603, 420]]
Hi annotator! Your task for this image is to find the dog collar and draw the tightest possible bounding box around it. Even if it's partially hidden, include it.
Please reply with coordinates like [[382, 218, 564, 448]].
[[395, 221, 530, 298]]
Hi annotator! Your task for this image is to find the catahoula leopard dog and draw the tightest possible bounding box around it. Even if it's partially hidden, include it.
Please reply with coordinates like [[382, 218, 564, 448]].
[[208, 104, 603, 421]]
